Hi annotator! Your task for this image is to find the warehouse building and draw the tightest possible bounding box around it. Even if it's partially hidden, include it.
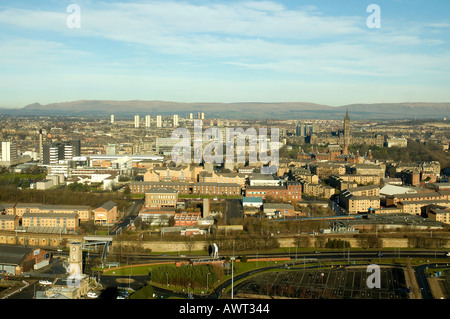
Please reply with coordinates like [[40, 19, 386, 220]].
[[0, 245, 49, 275]]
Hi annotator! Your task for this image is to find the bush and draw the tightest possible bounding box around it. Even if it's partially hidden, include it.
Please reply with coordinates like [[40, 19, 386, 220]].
[[130, 284, 155, 299]]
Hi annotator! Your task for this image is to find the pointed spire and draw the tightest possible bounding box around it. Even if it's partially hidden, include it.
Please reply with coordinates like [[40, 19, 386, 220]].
[[345, 109, 350, 121]]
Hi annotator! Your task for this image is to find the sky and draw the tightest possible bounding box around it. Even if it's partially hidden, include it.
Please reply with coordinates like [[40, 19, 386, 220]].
[[0, 0, 449, 108]]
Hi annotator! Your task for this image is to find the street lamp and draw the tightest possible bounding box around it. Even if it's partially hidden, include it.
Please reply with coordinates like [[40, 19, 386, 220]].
[[231, 257, 235, 299], [207, 273, 210, 292], [129, 262, 133, 289], [166, 273, 169, 287]]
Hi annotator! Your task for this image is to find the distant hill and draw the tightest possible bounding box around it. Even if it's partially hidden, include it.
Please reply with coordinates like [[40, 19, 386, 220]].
[[0, 100, 449, 120]]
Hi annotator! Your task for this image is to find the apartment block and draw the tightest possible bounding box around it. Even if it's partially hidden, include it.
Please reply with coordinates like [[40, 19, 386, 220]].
[[343, 195, 381, 214], [21, 213, 79, 230], [0, 215, 19, 231], [427, 207, 450, 225]]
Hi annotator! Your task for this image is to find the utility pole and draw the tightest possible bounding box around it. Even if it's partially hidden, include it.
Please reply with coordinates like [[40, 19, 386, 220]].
[[231, 257, 235, 299]]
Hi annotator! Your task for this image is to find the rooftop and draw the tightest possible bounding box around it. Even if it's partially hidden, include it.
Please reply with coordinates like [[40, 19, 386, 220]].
[[145, 188, 178, 194], [0, 245, 34, 265]]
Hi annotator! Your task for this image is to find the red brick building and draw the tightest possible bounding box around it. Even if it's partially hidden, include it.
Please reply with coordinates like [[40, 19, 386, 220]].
[[245, 182, 302, 202]]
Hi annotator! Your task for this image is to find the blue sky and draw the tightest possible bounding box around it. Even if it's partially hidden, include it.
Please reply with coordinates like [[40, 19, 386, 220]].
[[0, 0, 449, 108]]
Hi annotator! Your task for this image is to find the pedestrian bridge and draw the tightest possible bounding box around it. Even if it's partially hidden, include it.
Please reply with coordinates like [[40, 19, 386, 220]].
[[82, 236, 113, 262], [83, 236, 113, 242]]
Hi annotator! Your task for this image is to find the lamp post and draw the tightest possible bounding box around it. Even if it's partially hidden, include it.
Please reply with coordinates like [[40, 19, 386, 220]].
[[207, 272, 210, 292], [166, 273, 169, 287], [231, 257, 235, 299], [129, 262, 133, 290]]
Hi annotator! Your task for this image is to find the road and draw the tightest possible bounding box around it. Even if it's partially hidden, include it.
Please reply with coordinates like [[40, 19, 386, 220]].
[[108, 199, 143, 235]]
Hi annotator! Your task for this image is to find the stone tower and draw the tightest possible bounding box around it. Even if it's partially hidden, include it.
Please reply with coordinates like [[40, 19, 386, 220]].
[[68, 242, 83, 275]]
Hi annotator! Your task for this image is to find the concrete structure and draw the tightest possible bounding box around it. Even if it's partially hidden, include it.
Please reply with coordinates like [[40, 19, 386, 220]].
[[42, 140, 81, 165], [156, 115, 162, 128], [0, 141, 17, 162], [36, 179, 54, 190], [134, 115, 140, 128], [203, 198, 210, 217]]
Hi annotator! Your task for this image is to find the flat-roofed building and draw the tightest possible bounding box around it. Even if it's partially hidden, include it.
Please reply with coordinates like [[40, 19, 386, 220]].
[[36, 179, 54, 190], [249, 174, 282, 187], [386, 137, 408, 148], [138, 208, 176, 226], [173, 212, 200, 226], [373, 207, 403, 214], [145, 188, 178, 208]]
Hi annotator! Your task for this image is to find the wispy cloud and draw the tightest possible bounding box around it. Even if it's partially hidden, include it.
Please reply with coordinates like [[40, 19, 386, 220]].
[[0, 0, 449, 106]]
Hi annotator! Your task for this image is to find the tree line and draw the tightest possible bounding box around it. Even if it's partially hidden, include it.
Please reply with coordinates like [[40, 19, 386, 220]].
[[0, 185, 130, 211]]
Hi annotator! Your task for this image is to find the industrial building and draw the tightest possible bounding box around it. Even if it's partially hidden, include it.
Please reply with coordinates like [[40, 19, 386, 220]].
[[0, 245, 49, 275]]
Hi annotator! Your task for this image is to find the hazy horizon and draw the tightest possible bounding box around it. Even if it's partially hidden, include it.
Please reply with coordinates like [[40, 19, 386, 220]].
[[1, 1, 449, 107]]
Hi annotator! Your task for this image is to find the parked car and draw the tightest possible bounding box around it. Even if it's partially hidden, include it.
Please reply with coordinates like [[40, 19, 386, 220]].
[[87, 292, 98, 298]]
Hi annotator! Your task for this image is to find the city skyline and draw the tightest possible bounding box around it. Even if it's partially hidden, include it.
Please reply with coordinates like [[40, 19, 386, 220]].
[[0, 0, 450, 108]]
